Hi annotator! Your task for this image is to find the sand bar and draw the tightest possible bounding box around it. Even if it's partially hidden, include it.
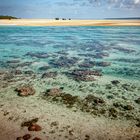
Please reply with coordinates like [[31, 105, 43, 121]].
[[0, 20, 140, 140], [0, 19, 140, 26]]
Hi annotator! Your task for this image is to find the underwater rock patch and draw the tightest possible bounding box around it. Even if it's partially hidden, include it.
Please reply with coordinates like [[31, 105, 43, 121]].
[[113, 46, 136, 53], [78, 52, 109, 59], [26, 52, 49, 58], [3, 60, 20, 69], [84, 94, 105, 105], [44, 91, 106, 111], [74, 76, 96, 82], [45, 87, 63, 96], [123, 105, 134, 110], [15, 85, 35, 97], [17, 62, 33, 67], [95, 52, 109, 58], [22, 134, 31, 140], [96, 61, 111, 67], [79, 94, 107, 116], [38, 66, 50, 71], [55, 50, 69, 56], [136, 121, 140, 127], [42, 90, 139, 121], [49, 56, 78, 68], [24, 70, 34, 75], [0, 70, 6, 75], [109, 108, 118, 118], [111, 67, 140, 79], [111, 80, 120, 85], [28, 124, 42, 131], [7, 60, 20, 64], [66, 69, 102, 82], [112, 58, 140, 63], [121, 83, 133, 91], [60, 93, 79, 107], [78, 59, 95, 68], [2, 72, 14, 81], [16, 137, 24, 140], [41, 72, 58, 79], [113, 102, 123, 108], [113, 102, 134, 111], [44, 89, 79, 107], [82, 41, 108, 52], [50, 121, 59, 127], [135, 97, 140, 104], [71, 69, 102, 76], [13, 70, 22, 75], [32, 137, 42, 140], [21, 118, 42, 132], [21, 118, 39, 127], [78, 53, 95, 58]]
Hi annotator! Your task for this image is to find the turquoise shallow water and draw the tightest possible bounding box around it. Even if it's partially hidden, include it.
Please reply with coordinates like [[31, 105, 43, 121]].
[[0, 26, 140, 80]]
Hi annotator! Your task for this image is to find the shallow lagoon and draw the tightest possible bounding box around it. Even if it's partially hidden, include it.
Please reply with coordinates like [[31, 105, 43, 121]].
[[0, 26, 140, 79], [0, 26, 140, 139]]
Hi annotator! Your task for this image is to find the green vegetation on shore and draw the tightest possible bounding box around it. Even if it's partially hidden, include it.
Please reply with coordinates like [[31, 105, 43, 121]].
[[0, 15, 18, 19]]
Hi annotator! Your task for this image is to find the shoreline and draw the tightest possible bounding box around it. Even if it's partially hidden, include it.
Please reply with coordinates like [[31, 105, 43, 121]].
[[0, 19, 140, 26]]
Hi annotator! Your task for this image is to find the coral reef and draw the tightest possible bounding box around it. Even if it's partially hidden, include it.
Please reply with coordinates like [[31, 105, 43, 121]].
[[26, 52, 49, 58], [21, 118, 39, 127], [15, 85, 35, 97], [66, 69, 102, 81], [28, 124, 42, 131], [41, 72, 58, 79], [49, 56, 78, 68]]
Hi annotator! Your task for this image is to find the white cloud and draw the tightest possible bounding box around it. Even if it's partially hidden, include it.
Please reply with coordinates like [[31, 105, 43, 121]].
[[134, 0, 140, 4], [77, 0, 140, 8]]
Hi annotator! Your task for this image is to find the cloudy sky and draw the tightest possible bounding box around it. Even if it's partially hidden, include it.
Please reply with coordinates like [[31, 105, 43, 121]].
[[0, 0, 140, 19]]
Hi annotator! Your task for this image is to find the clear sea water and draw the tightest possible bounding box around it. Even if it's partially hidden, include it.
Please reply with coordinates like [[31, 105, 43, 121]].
[[0, 26, 140, 80], [1, 26, 140, 131]]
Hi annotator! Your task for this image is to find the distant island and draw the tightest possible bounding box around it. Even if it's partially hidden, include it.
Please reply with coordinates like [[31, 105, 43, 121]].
[[0, 15, 18, 19], [105, 17, 140, 20]]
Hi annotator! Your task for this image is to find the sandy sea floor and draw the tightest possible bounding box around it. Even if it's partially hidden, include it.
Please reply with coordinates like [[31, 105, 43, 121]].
[[0, 74, 140, 140]]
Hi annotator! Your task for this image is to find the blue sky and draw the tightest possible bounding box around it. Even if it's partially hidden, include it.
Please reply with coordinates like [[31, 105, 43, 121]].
[[0, 0, 140, 19]]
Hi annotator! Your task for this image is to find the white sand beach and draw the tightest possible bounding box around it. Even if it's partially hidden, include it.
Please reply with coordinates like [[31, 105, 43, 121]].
[[0, 19, 140, 26]]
